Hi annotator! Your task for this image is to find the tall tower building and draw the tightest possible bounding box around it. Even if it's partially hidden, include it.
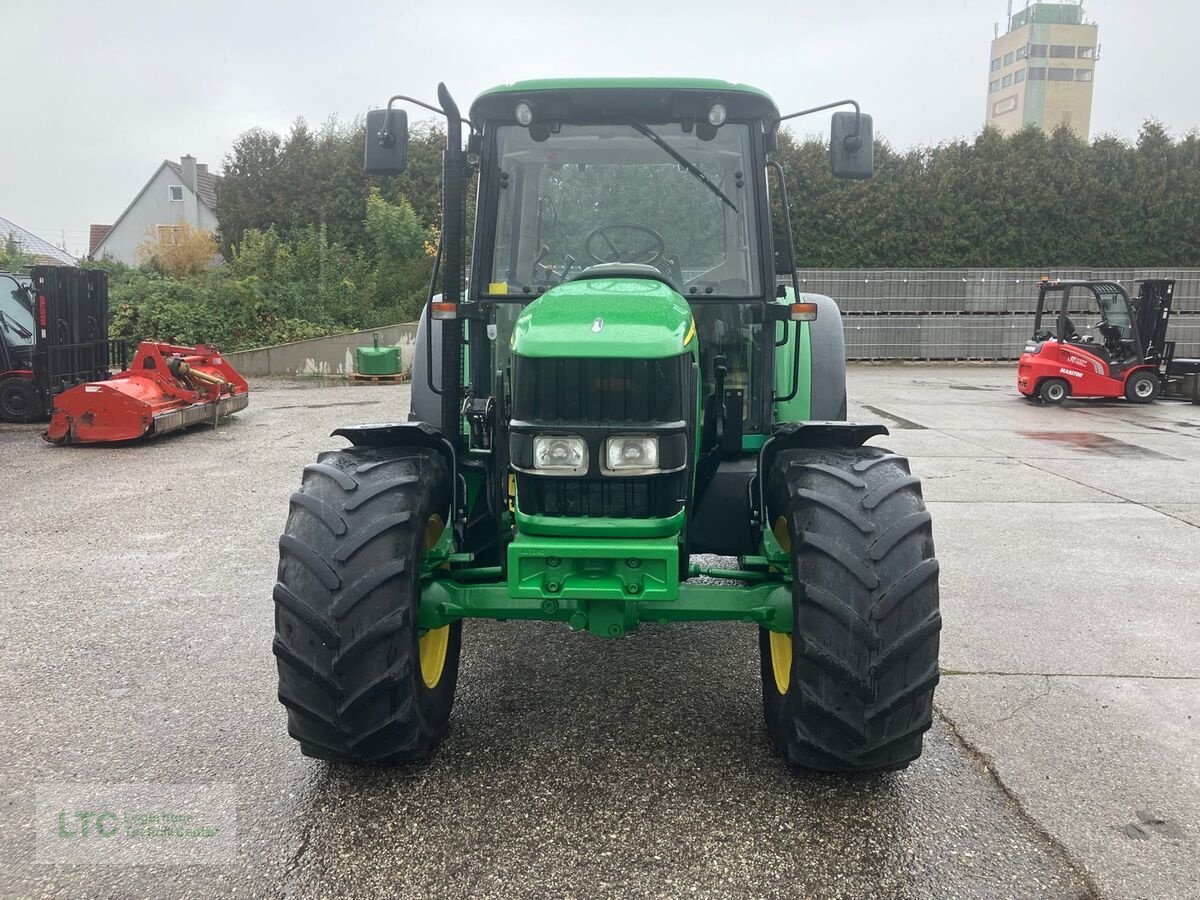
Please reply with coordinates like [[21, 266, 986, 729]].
[[985, 1, 1098, 138]]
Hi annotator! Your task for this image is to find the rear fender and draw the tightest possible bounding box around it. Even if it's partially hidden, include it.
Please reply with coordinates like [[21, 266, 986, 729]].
[[331, 421, 462, 520]]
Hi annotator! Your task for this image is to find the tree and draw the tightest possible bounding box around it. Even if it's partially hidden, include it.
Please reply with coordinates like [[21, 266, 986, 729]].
[[1, 233, 34, 272], [136, 222, 220, 278]]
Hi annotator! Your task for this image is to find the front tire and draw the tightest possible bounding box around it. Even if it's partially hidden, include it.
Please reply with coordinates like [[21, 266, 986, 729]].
[[1124, 370, 1158, 403], [0, 377, 38, 423], [761, 447, 941, 773], [273, 447, 460, 764]]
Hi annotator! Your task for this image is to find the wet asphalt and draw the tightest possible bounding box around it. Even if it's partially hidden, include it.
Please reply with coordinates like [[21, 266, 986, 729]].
[[2, 366, 1196, 898]]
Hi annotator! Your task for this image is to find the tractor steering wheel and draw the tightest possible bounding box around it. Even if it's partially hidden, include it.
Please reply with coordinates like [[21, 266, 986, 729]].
[[584, 224, 666, 265]]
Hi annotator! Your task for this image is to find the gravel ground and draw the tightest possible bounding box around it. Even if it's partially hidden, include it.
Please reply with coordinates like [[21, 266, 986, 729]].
[[6, 365, 1188, 898]]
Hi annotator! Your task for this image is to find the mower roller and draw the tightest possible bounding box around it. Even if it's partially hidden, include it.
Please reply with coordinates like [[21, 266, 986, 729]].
[[272, 79, 941, 774], [44, 341, 248, 444]]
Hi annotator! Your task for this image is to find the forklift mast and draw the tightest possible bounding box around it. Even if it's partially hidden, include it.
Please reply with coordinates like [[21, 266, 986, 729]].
[[1133, 279, 1175, 363]]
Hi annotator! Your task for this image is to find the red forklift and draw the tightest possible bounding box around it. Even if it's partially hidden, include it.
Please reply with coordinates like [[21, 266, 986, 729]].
[[1017, 278, 1196, 404], [0, 265, 121, 422]]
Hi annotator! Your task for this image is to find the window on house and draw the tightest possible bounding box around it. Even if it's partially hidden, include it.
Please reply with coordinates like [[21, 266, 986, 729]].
[[1029, 44, 1048, 57], [1050, 44, 1076, 58], [1017, 46, 1029, 59], [990, 58, 1001, 72], [1078, 46, 1095, 59], [168, 185, 184, 202], [1014, 69, 1026, 83], [1028, 67, 1047, 80], [989, 79, 1000, 93], [1076, 69, 1093, 81], [1048, 67, 1073, 81], [156, 225, 182, 245], [1003, 51, 1015, 66], [1002, 74, 1013, 87]]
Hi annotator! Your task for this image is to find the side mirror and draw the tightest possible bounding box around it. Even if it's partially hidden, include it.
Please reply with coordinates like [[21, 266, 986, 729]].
[[364, 108, 408, 174], [830, 111, 874, 180]]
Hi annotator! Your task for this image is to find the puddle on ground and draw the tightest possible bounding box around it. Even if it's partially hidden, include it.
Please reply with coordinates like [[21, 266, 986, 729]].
[[861, 404, 926, 430], [1019, 431, 1180, 460]]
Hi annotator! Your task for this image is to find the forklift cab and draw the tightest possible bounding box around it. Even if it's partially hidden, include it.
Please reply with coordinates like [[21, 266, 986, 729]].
[[1031, 280, 1144, 377], [0, 273, 36, 374]]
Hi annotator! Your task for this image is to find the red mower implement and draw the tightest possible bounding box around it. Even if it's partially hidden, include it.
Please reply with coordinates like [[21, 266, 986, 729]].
[[1017, 278, 1196, 404], [44, 341, 249, 445]]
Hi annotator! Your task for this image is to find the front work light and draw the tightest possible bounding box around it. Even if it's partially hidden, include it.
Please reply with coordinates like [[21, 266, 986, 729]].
[[604, 435, 660, 474], [707, 102, 728, 127], [534, 435, 587, 473], [515, 101, 534, 126]]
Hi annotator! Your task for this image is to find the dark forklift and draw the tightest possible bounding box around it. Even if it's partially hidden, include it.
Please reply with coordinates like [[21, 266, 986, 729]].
[[0, 266, 123, 422]]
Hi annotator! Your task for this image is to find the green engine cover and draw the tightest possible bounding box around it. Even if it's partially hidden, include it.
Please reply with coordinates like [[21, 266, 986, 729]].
[[511, 277, 694, 359]]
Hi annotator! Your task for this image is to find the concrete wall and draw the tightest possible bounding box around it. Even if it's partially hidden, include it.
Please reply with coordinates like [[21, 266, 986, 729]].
[[223, 323, 418, 377], [793, 268, 1200, 360], [93, 163, 219, 265]]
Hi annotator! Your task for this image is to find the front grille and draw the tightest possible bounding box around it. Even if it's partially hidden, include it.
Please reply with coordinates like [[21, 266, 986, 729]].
[[516, 473, 685, 518], [511, 357, 687, 423], [510, 353, 694, 519]]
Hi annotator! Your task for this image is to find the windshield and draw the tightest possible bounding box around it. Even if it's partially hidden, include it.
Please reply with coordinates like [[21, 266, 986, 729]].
[[1095, 287, 1133, 339], [0, 275, 35, 349], [487, 123, 761, 297]]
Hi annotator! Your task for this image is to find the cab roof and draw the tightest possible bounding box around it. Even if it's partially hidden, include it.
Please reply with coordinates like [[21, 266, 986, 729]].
[[470, 78, 780, 127]]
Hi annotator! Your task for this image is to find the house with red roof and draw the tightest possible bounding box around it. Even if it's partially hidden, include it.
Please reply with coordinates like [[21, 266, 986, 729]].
[[89, 155, 219, 263]]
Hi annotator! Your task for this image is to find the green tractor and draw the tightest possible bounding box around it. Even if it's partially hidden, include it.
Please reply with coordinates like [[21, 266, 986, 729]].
[[273, 79, 941, 773]]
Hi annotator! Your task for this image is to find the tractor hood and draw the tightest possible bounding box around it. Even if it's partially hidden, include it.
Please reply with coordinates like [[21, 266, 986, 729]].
[[511, 274, 694, 360]]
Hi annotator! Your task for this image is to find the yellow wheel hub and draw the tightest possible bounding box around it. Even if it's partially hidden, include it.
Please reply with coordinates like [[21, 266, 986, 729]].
[[419, 626, 450, 689], [769, 630, 793, 696], [769, 516, 793, 695], [419, 515, 450, 689]]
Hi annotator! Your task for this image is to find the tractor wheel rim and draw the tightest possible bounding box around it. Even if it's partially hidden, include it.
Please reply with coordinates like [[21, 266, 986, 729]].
[[769, 630, 792, 696], [419, 626, 450, 689], [419, 515, 450, 689], [1136, 379, 1154, 397], [770, 516, 793, 695], [1049, 384, 1064, 400]]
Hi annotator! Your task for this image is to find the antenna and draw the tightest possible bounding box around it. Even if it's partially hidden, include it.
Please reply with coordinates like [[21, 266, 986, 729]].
[[994, 21, 999, 39], [1006, 0, 1013, 33]]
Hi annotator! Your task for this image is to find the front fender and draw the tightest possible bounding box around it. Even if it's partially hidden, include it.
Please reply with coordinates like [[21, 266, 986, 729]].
[[332, 421, 462, 517], [756, 421, 890, 528]]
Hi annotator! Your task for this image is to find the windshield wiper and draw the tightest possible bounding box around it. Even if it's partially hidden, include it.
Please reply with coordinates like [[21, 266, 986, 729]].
[[626, 121, 739, 214], [0, 309, 32, 339]]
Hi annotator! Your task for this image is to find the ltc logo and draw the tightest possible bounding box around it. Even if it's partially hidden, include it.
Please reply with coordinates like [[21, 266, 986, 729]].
[[57, 810, 119, 838], [591, 317, 604, 333]]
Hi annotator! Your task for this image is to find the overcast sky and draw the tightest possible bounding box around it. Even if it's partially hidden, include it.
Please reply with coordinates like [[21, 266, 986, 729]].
[[4, 0, 1196, 256]]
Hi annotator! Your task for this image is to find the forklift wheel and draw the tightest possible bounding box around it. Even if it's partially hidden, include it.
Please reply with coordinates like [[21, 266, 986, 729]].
[[1124, 371, 1158, 404], [1038, 378, 1069, 404], [273, 447, 460, 764], [761, 447, 940, 773], [0, 377, 37, 423]]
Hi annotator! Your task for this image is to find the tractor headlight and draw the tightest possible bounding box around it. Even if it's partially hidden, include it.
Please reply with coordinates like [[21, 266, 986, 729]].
[[604, 435, 660, 474], [515, 101, 534, 126], [533, 435, 587, 473], [707, 102, 728, 127]]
